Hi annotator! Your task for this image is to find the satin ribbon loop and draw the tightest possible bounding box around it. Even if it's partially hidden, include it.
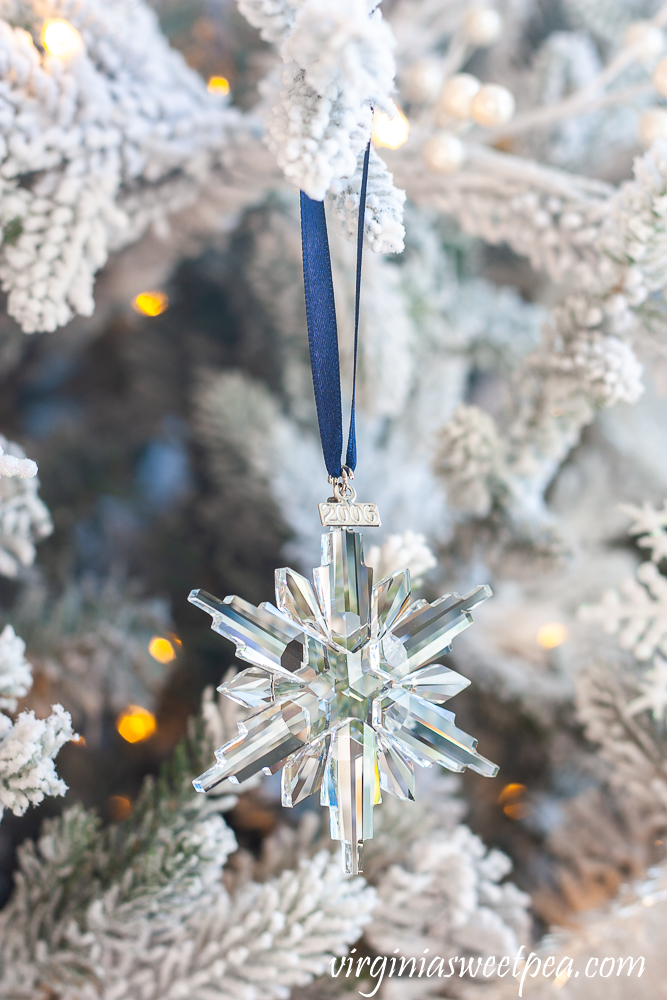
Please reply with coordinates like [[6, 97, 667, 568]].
[[300, 142, 371, 479]]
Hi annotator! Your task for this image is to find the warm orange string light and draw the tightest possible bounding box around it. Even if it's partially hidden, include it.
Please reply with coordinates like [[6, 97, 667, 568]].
[[116, 705, 157, 743], [148, 636, 177, 664], [207, 75, 230, 95], [132, 291, 169, 317]]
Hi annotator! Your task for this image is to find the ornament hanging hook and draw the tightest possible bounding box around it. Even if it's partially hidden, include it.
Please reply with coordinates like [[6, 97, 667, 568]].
[[328, 466, 356, 503]]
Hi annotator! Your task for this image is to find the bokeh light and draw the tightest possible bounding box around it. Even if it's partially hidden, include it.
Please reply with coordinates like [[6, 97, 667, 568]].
[[41, 18, 84, 59], [536, 622, 568, 649], [207, 75, 230, 95], [116, 705, 157, 743], [553, 969, 571, 990], [107, 795, 132, 821], [498, 782, 530, 819], [497, 782, 526, 804], [132, 291, 169, 317], [148, 635, 177, 664], [372, 104, 410, 149]]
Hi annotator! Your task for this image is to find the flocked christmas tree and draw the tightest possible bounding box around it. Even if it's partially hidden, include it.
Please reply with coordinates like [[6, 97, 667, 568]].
[[1, 0, 667, 997]]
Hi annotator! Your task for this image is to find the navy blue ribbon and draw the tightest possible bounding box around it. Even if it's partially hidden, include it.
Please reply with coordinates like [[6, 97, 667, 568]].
[[300, 143, 371, 479]]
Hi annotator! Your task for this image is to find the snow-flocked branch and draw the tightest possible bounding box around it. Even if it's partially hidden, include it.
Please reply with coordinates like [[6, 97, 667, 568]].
[[0, 709, 376, 999]]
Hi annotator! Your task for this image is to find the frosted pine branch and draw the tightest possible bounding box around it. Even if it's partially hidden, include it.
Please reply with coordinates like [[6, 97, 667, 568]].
[[579, 561, 667, 661], [9, 573, 175, 746], [328, 145, 406, 253], [0, 712, 375, 999], [0, 704, 73, 820], [575, 659, 667, 834], [482, 863, 667, 999], [0, 436, 52, 577], [402, 145, 613, 286], [266, 0, 396, 200], [620, 500, 667, 562], [0, 624, 32, 712], [0, 444, 36, 479], [366, 530, 437, 586], [192, 200, 544, 566], [0, 0, 241, 333], [149, 851, 375, 999], [366, 824, 530, 975], [626, 656, 667, 727], [392, 134, 667, 534], [237, 0, 296, 45], [247, 0, 406, 247], [433, 403, 506, 518], [579, 504, 667, 661]]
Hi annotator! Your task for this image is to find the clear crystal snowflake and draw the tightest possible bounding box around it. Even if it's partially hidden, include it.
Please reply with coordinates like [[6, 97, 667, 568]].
[[191, 527, 498, 872]]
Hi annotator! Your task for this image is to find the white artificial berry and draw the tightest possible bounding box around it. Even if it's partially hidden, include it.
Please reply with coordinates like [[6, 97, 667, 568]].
[[638, 107, 667, 147], [470, 84, 516, 127], [462, 7, 503, 47], [652, 56, 667, 96], [422, 132, 466, 173], [624, 21, 664, 62], [402, 59, 443, 103], [438, 73, 481, 119]]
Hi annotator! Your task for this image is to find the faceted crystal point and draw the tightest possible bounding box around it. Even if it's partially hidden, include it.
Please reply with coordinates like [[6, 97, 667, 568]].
[[189, 528, 498, 870], [189, 589, 302, 673]]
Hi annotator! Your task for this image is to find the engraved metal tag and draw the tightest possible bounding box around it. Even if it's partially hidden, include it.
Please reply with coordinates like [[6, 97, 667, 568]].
[[318, 498, 381, 528]]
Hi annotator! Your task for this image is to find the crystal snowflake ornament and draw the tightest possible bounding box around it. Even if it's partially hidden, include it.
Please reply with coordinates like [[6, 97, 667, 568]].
[[191, 527, 498, 873]]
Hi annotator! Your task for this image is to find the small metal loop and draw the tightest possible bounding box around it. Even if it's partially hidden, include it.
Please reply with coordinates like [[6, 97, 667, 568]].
[[333, 479, 356, 503], [327, 466, 356, 503]]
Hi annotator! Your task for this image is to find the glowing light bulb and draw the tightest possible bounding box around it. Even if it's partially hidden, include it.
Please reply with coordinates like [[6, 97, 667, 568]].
[[536, 622, 568, 649], [41, 18, 84, 59], [207, 75, 230, 95], [148, 636, 177, 664], [132, 291, 169, 317], [116, 705, 157, 743], [372, 104, 410, 149]]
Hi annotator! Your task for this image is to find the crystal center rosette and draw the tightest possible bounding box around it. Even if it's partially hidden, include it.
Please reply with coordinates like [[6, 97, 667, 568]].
[[191, 527, 497, 873]]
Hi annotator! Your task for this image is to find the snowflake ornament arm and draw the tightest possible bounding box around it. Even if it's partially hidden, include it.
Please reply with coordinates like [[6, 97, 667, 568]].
[[191, 527, 497, 873]]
